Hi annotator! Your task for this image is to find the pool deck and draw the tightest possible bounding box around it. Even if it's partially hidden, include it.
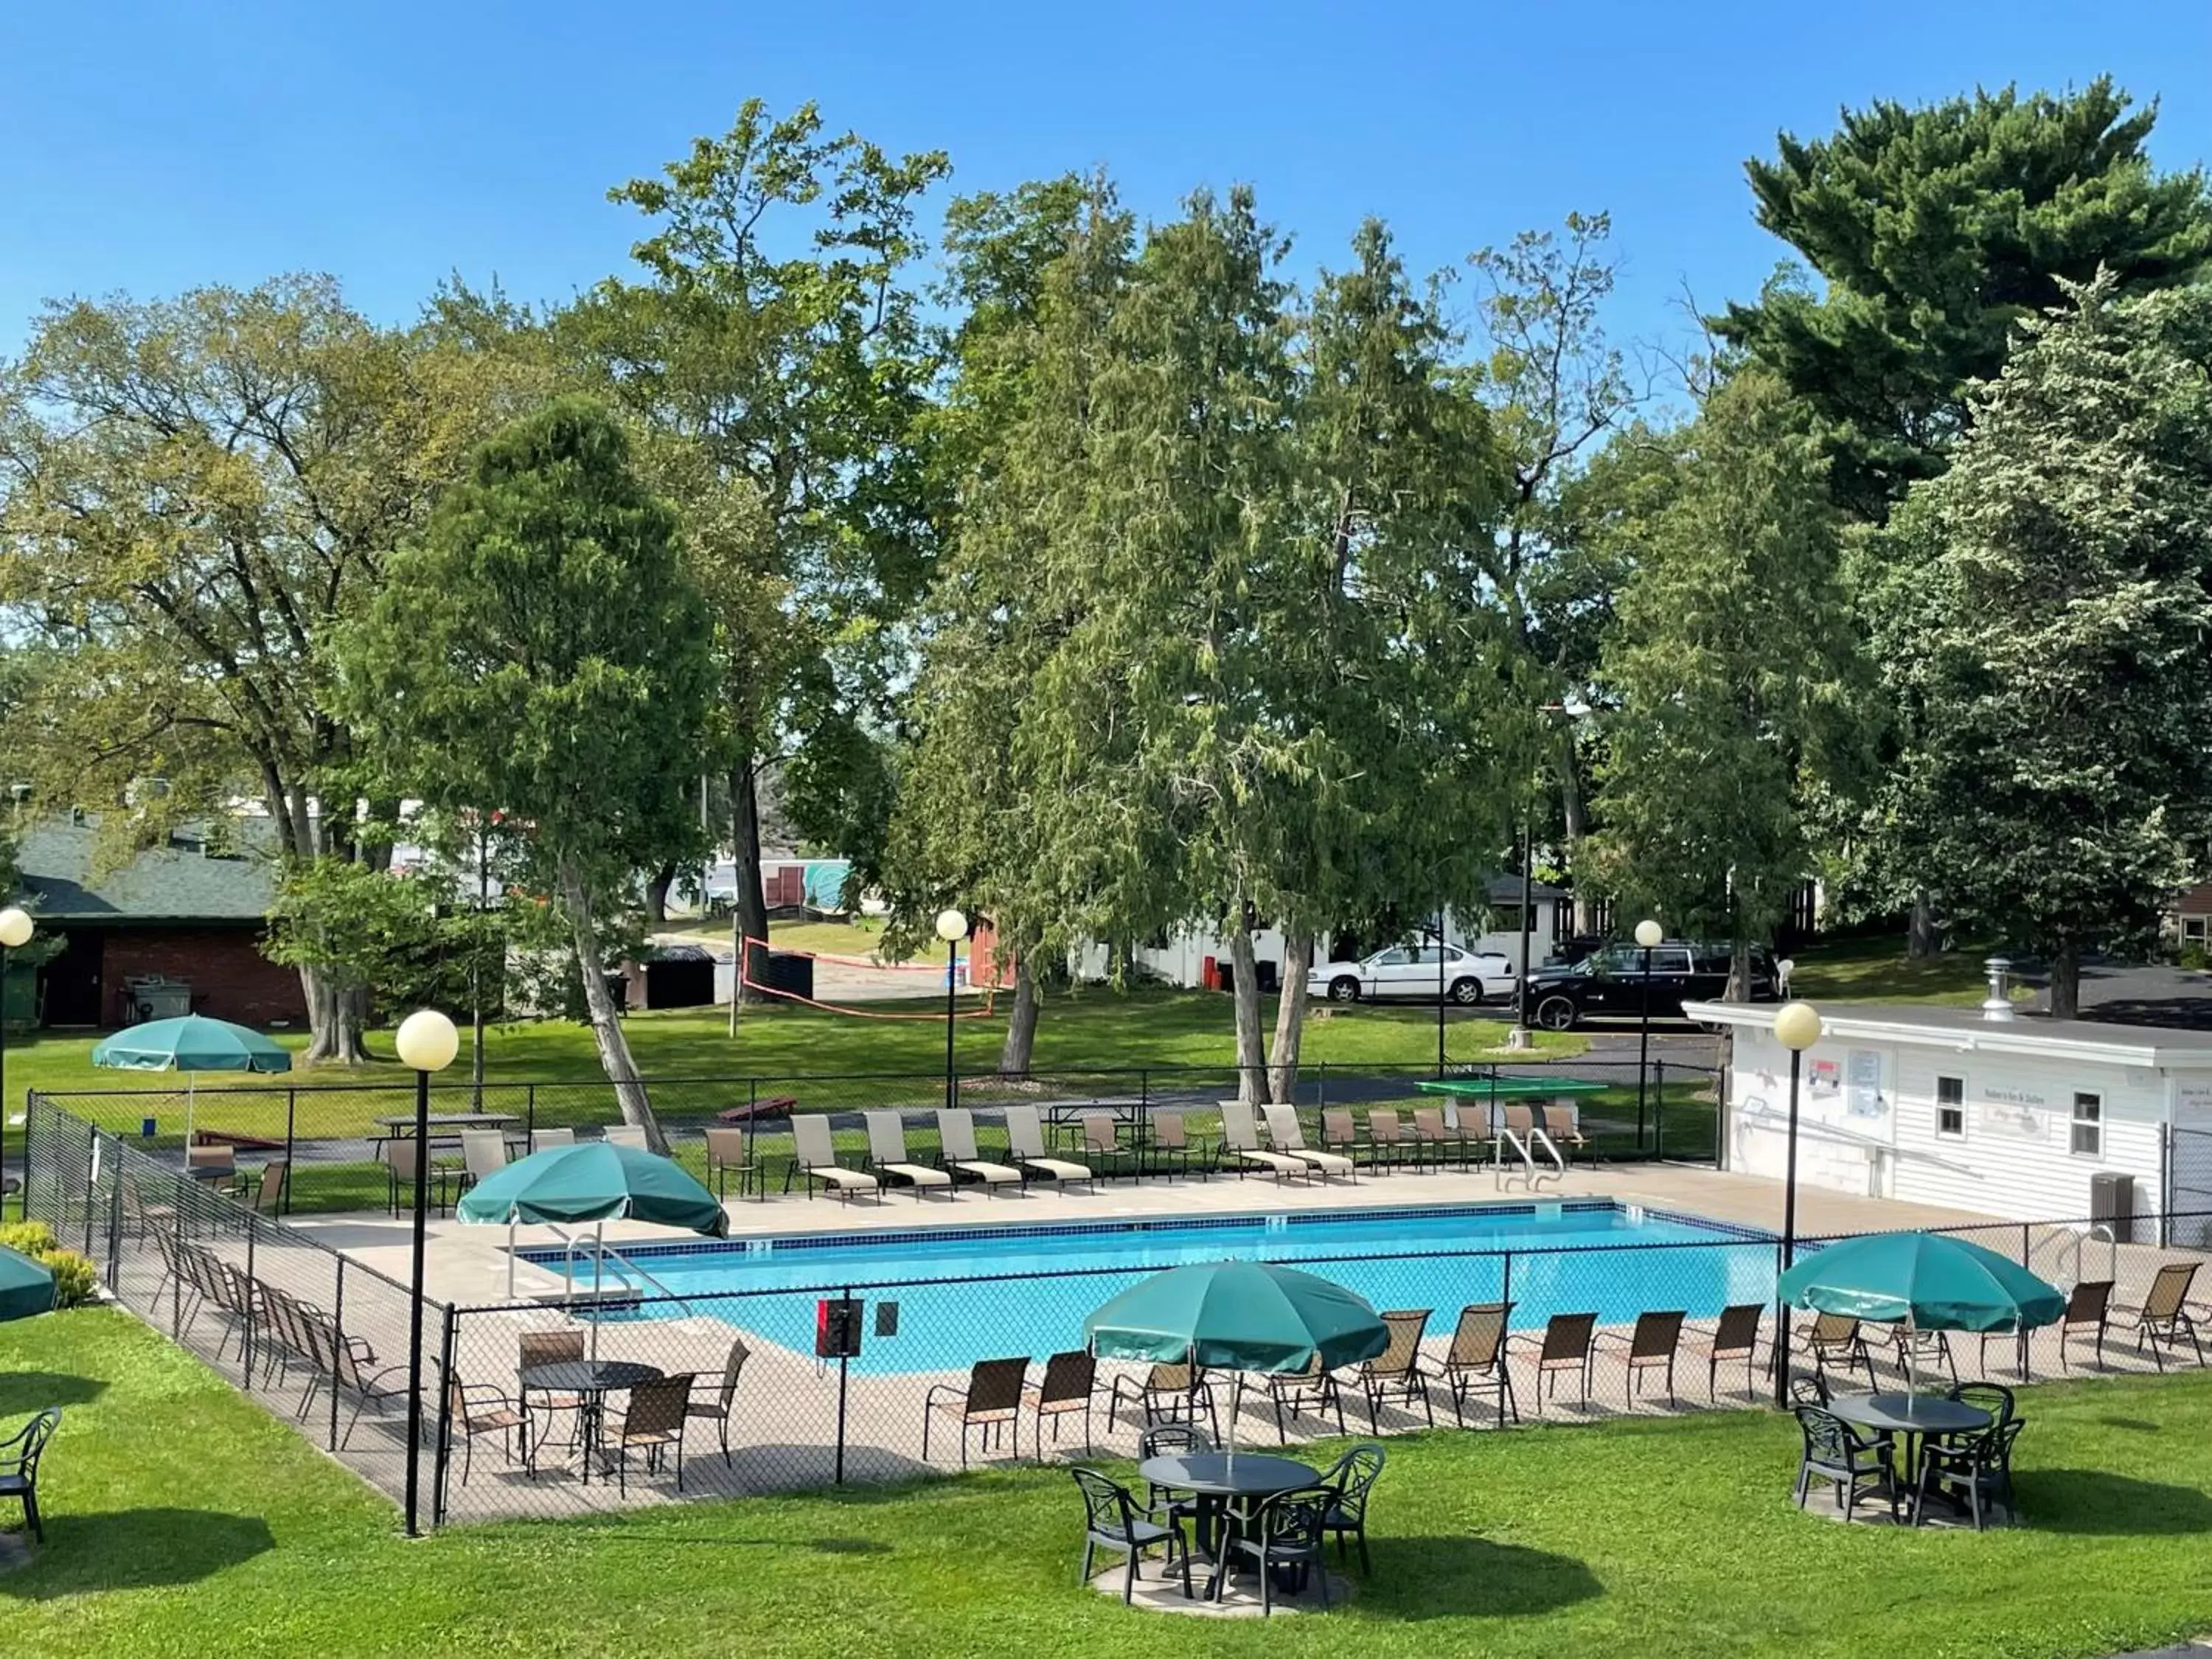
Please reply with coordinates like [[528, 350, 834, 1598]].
[[288, 1161, 1997, 1310]]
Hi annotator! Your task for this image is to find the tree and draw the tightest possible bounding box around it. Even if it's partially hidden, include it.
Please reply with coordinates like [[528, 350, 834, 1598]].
[[1592, 372, 1865, 990], [1719, 78, 2212, 520], [338, 397, 718, 1143], [1868, 277, 2212, 1017], [0, 277, 544, 1060], [560, 100, 950, 1003]]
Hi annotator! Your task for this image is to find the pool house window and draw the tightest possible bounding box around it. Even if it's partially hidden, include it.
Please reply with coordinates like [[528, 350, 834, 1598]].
[[1935, 1076, 1964, 1138], [2070, 1092, 2102, 1158]]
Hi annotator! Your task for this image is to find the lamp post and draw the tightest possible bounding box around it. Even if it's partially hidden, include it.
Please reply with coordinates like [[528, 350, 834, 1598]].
[[1770, 998, 1823, 1406], [934, 909, 967, 1116], [0, 907, 30, 1217], [1434, 908, 1448, 1078], [395, 1007, 458, 1536], [1633, 917, 1662, 1152], [1507, 810, 1535, 1051]]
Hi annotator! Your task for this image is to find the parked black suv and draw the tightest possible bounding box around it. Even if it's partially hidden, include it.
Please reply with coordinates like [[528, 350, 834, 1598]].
[[1522, 942, 1780, 1031]]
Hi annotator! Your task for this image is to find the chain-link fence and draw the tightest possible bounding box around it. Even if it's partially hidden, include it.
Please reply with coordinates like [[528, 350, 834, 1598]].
[[2166, 1124, 2212, 1249], [27, 1091, 2212, 1531], [24, 1055, 1723, 1219]]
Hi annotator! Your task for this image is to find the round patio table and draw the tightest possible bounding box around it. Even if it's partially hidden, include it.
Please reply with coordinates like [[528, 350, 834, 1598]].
[[518, 1359, 663, 1485], [1138, 1453, 1321, 1601], [1826, 1391, 1990, 1522]]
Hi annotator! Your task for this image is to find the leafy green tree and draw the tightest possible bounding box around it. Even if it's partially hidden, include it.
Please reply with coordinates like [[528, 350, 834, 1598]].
[[1593, 372, 1865, 989], [338, 397, 717, 1142], [560, 100, 950, 1001], [1719, 77, 2212, 520], [1868, 277, 2212, 1016], [0, 277, 546, 1060]]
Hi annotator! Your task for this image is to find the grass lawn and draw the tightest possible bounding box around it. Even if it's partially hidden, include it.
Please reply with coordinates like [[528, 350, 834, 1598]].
[[1789, 933, 2020, 1006], [10, 1308, 2212, 1658], [5, 984, 1587, 1107]]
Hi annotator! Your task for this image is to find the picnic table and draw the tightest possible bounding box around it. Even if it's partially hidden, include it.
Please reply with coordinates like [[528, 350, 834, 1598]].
[[369, 1112, 520, 1155]]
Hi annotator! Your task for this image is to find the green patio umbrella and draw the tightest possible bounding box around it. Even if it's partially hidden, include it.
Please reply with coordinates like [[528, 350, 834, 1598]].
[[457, 1141, 728, 1354], [91, 1013, 293, 1153], [1778, 1231, 2065, 1393], [0, 1243, 55, 1323], [1085, 1260, 1388, 1468]]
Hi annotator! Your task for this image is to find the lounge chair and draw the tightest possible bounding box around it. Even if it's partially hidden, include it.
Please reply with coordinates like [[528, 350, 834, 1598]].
[[1441, 1301, 1517, 1425], [936, 1108, 1022, 1196], [1365, 1107, 1415, 1171], [1685, 1303, 1764, 1400], [1887, 1323, 1957, 1385], [1793, 1404, 1899, 1523], [1351, 1307, 1433, 1428], [1316, 1442, 1385, 1573], [1079, 1114, 1137, 1183], [686, 1336, 751, 1467], [1147, 1112, 1208, 1180], [2053, 1279, 2115, 1371], [701, 1127, 758, 1200], [245, 1158, 290, 1217], [1806, 1311, 1876, 1390], [1409, 1107, 1468, 1171], [1216, 1099, 1307, 1183], [1003, 1106, 1092, 1191], [1540, 1104, 1590, 1162], [1263, 1350, 1345, 1442], [1110, 1362, 1219, 1438], [1026, 1350, 1099, 1458], [459, 1130, 509, 1199], [605, 1373, 695, 1495], [1262, 1105, 1355, 1182], [602, 1124, 649, 1150], [2113, 1261, 2205, 1369], [1512, 1310, 1597, 1413], [0, 1409, 62, 1544], [186, 1143, 236, 1184], [786, 1116, 882, 1203], [1319, 1109, 1363, 1166], [1071, 1467, 1192, 1604], [924, 1356, 1029, 1467], [1596, 1309, 1686, 1405], [529, 1127, 575, 1155], [864, 1110, 954, 1201]]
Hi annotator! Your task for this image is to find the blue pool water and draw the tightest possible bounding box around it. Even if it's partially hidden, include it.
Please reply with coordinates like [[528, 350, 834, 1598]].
[[528, 1201, 1779, 1375]]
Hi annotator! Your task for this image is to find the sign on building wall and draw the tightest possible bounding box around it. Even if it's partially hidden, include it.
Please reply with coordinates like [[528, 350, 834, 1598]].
[[2177, 1078, 2212, 1118], [1846, 1049, 1885, 1121], [1978, 1083, 2049, 1141], [1809, 1058, 1841, 1099]]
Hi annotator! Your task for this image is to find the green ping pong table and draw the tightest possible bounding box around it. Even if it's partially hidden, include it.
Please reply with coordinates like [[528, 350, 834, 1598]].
[[1412, 1074, 1610, 1135]]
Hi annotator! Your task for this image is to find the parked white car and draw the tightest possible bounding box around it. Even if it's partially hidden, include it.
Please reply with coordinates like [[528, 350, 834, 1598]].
[[1306, 944, 1517, 1006]]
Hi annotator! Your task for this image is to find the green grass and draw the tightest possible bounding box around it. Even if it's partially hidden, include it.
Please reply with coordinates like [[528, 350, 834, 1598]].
[[11, 1308, 2212, 1658], [1790, 933, 2021, 1006]]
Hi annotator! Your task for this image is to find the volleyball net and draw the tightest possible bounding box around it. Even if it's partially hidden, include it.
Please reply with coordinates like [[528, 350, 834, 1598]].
[[736, 936, 1002, 1021]]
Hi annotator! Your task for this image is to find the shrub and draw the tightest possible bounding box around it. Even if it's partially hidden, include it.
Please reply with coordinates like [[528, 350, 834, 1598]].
[[0, 1220, 57, 1256], [38, 1249, 100, 1310], [2182, 944, 2210, 973]]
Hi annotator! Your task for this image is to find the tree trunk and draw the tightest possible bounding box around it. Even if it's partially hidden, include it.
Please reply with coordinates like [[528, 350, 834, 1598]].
[[1907, 888, 1939, 960], [298, 971, 370, 1065], [1267, 930, 1315, 1104], [2049, 942, 2081, 1020], [1227, 927, 1266, 1105], [557, 856, 664, 1149], [644, 861, 678, 926], [1559, 734, 1598, 935], [730, 763, 773, 1004], [998, 959, 1040, 1078], [1726, 934, 1752, 1003]]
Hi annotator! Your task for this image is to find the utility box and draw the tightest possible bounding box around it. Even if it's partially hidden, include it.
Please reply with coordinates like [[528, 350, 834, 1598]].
[[2090, 1172, 2136, 1245]]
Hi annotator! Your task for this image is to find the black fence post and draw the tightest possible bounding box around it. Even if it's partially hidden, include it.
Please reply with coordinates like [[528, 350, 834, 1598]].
[[329, 1256, 346, 1450], [432, 1303, 457, 1528], [282, 1088, 297, 1217], [105, 1151, 124, 1289], [835, 1284, 852, 1486], [82, 1119, 99, 1257], [1500, 1248, 1512, 1313], [241, 1212, 257, 1391], [526, 1084, 536, 1145], [170, 1196, 186, 1338], [1654, 1060, 1666, 1159], [19, 1087, 32, 1225]]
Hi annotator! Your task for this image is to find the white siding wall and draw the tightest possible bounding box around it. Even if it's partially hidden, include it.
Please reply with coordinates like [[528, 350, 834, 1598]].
[[1725, 1026, 2167, 1226]]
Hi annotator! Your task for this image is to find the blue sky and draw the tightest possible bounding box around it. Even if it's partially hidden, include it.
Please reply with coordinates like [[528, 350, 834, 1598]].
[[4, 1, 2209, 366]]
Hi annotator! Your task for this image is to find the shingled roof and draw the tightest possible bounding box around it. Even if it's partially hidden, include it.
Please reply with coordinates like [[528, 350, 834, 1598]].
[[15, 822, 277, 923]]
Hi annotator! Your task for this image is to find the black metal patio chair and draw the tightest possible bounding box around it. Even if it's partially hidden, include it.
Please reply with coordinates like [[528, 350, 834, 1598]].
[[1316, 1441, 1385, 1573], [0, 1409, 61, 1544], [1792, 1404, 1898, 1523], [1071, 1466, 1192, 1604], [1222, 1483, 1335, 1615]]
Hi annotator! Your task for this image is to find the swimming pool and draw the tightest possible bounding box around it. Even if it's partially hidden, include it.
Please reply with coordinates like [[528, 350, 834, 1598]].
[[528, 1200, 1779, 1375]]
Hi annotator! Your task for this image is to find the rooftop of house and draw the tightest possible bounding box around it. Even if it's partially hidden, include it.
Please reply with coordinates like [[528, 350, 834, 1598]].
[[1686, 997, 2212, 1068], [14, 821, 277, 923]]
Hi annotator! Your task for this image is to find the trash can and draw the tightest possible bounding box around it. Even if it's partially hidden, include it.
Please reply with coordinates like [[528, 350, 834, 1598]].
[[2091, 1172, 2136, 1244]]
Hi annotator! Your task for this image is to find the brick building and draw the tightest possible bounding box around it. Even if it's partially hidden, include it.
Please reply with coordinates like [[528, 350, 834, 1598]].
[[15, 822, 305, 1029]]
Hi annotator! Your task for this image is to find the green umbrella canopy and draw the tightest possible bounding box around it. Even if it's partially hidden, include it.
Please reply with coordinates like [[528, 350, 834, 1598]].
[[0, 1244, 56, 1323], [1084, 1260, 1389, 1374], [1778, 1231, 2065, 1333], [91, 1015, 292, 1074], [454, 1142, 729, 1237]]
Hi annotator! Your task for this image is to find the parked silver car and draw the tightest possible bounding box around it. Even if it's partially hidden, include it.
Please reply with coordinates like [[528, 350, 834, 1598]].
[[1306, 943, 1517, 1006]]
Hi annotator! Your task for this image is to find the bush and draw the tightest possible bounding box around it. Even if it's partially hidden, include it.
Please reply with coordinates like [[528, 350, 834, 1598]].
[[2182, 944, 2210, 973], [0, 1220, 57, 1256], [37, 1248, 100, 1309]]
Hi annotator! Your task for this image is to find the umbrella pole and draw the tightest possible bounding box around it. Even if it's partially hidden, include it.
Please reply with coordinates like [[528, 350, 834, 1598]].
[[184, 1073, 195, 1161], [590, 1220, 605, 1363], [507, 1213, 518, 1300]]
